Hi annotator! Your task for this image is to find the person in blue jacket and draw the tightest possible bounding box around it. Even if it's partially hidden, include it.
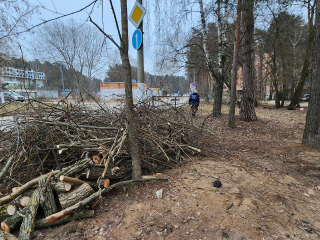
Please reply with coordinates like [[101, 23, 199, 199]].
[[189, 89, 200, 116]]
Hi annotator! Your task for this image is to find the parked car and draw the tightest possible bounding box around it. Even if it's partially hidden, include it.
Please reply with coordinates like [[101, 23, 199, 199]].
[[301, 94, 309, 102], [3, 92, 25, 102], [19, 92, 34, 100]]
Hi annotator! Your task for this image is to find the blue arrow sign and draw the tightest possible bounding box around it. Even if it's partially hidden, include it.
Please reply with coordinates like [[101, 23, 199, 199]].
[[132, 29, 142, 50]]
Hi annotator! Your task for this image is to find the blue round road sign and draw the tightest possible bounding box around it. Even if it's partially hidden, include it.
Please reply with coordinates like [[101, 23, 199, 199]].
[[132, 29, 142, 50]]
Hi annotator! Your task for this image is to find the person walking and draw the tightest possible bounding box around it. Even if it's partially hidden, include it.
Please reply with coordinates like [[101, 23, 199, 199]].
[[206, 95, 209, 103], [189, 90, 200, 117]]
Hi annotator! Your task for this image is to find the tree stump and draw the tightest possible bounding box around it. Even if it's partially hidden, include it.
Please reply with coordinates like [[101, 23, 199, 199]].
[[58, 183, 94, 209]]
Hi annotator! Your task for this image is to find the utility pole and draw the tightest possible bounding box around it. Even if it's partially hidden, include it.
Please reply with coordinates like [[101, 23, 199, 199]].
[[59, 64, 65, 97], [137, 0, 144, 100]]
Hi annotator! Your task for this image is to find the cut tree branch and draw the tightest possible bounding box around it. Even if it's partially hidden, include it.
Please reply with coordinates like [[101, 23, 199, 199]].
[[0, 156, 14, 182], [109, 0, 122, 40], [89, 16, 121, 50]]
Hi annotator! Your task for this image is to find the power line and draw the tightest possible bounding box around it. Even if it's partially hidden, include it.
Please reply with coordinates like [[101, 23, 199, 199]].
[[0, 0, 99, 40]]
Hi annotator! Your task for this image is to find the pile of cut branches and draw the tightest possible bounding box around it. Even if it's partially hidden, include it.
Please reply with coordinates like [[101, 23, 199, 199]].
[[0, 101, 201, 187], [0, 99, 202, 236]]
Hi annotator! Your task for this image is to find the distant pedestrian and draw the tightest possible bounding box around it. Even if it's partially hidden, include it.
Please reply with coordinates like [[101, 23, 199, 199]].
[[189, 90, 200, 117], [206, 95, 209, 103]]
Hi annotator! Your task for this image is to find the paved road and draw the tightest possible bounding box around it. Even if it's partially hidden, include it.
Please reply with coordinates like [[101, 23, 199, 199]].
[[0, 97, 190, 131]]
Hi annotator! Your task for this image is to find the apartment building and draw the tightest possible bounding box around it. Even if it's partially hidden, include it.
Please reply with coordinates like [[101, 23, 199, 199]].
[[224, 53, 271, 99]]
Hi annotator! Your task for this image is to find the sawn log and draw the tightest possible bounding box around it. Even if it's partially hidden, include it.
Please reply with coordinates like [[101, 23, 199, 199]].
[[58, 183, 94, 209], [18, 176, 47, 240], [0, 171, 59, 205], [46, 178, 168, 223], [33, 210, 94, 230], [85, 166, 126, 180], [39, 177, 58, 217]]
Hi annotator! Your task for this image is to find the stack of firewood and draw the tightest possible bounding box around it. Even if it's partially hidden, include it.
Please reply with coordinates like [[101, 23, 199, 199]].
[[0, 158, 133, 239]]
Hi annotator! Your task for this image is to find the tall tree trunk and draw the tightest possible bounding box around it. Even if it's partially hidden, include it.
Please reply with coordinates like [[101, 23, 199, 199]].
[[239, 0, 257, 121], [198, 0, 223, 116], [228, 0, 242, 128], [120, 0, 142, 179], [287, 0, 315, 110], [271, 42, 281, 108], [280, 55, 287, 108], [303, 0, 320, 149], [216, 0, 226, 116]]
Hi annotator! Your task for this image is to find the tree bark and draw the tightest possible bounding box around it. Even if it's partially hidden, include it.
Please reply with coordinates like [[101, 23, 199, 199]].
[[90, 179, 110, 190], [85, 167, 126, 180], [33, 210, 94, 230], [239, 0, 257, 121], [39, 178, 58, 217], [228, 0, 242, 128], [18, 186, 42, 239], [120, 0, 142, 179], [303, 0, 320, 149], [0, 230, 18, 240], [0, 204, 14, 222], [198, 0, 223, 116], [51, 181, 72, 193], [60, 175, 93, 186], [58, 183, 94, 209], [0, 156, 14, 182], [0, 171, 59, 205], [46, 178, 168, 223], [56, 158, 91, 178], [1, 212, 23, 232]]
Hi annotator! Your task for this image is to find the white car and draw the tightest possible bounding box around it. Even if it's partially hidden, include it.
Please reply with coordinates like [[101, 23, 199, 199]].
[[3, 92, 25, 102]]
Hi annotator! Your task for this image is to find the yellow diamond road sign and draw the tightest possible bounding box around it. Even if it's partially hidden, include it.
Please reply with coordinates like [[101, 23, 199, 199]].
[[129, 1, 146, 29]]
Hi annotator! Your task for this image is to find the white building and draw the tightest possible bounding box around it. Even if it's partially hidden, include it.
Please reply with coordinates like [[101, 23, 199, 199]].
[[1, 67, 46, 87], [0, 67, 50, 102]]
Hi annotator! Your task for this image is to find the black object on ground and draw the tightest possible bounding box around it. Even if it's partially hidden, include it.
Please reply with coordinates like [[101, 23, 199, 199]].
[[213, 180, 221, 188]]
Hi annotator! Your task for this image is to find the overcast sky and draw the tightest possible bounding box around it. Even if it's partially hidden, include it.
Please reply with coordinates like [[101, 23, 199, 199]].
[[20, 0, 149, 77], [12, 0, 307, 80]]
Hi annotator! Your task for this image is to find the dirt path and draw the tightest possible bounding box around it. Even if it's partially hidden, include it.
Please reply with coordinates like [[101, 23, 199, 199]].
[[31, 104, 320, 240]]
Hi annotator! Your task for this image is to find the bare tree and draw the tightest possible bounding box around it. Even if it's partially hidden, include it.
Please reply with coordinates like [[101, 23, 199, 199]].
[[34, 19, 108, 90], [287, 0, 315, 109], [228, 0, 242, 127], [303, 0, 320, 149], [90, 1, 142, 179], [0, 1, 37, 39]]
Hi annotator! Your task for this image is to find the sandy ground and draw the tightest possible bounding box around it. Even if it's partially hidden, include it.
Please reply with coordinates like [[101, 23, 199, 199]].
[[26, 102, 320, 240]]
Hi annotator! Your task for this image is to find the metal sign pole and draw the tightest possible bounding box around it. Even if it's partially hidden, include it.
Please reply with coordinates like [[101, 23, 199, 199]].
[[129, 0, 146, 102], [137, 0, 144, 100]]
